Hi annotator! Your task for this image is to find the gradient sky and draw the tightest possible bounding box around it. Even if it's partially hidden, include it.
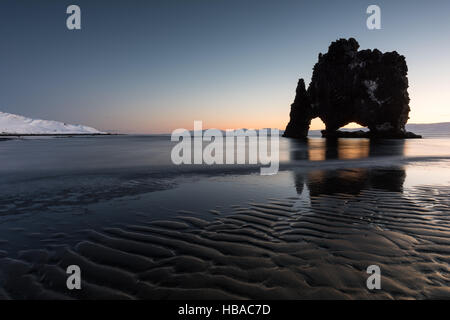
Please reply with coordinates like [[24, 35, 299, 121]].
[[1, 0, 449, 133]]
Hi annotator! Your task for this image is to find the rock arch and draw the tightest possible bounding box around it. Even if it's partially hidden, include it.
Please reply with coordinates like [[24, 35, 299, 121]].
[[283, 38, 421, 139]]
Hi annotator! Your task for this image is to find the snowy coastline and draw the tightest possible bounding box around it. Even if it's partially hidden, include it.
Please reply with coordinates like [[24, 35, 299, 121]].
[[0, 111, 106, 135]]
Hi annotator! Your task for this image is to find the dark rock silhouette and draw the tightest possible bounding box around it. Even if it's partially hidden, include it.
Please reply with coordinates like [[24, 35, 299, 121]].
[[305, 167, 406, 196], [283, 79, 312, 138], [283, 38, 421, 139]]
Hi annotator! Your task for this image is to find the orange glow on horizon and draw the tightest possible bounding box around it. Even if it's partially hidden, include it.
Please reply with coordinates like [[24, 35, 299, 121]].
[[117, 90, 449, 134]]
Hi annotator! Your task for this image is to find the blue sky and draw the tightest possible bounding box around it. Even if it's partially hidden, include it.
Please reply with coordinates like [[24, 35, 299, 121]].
[[0, 0, 449, 133]]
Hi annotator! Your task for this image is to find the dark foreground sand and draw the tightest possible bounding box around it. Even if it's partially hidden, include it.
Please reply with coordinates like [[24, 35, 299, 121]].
[[0, 183, 449, 300]]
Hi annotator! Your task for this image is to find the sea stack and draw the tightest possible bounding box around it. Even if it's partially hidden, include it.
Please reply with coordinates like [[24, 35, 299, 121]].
[[283, 38, 421, 139]]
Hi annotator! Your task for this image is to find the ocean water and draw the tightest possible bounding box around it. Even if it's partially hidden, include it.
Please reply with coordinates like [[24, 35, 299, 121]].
[[0, 134, 449, 299]]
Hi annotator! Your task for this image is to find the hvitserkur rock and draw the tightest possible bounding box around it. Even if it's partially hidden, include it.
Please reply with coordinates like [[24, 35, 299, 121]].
[[283, 38, 421, 139]]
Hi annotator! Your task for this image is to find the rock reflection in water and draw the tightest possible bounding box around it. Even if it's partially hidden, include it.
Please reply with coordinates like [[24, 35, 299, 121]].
[[291, 138, 406, 196]]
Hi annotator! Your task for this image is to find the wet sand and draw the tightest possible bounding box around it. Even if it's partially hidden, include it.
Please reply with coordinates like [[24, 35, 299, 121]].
[[1, 183, 449, 300], [1, 136, 449, 299]]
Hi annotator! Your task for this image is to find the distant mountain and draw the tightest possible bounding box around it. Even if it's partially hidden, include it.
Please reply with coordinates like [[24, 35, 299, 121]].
[[178, 129, 282, 136], [405, 122, 450, 136], [298, 122, 450, 138], [173, 123, 449, 138], [0, 111, 104, 135]]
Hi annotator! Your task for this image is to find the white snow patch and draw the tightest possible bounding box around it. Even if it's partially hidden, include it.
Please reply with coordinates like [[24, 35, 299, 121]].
[[0, 111, 105, 134], [363, 80, 382, 105]]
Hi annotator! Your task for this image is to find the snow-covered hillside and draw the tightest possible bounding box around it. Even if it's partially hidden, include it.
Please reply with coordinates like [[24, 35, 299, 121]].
[[0, 111, 104, 135]]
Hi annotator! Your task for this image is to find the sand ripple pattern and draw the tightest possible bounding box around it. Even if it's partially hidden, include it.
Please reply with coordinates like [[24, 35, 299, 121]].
[[0, 185, 449, 300]]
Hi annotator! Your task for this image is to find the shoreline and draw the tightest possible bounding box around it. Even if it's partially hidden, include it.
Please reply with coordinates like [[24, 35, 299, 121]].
[[0, 133, 120, 137]]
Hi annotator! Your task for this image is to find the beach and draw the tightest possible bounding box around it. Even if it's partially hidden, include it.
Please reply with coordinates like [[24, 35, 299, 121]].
[[0, 134, 449, 299]]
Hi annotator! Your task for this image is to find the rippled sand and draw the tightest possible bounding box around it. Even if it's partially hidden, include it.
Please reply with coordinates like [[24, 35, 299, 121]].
[[1, 184, 449, 300]]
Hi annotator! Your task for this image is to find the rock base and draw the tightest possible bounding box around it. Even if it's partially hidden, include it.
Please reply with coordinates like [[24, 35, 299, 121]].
[[321, 130, 422, 139]]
